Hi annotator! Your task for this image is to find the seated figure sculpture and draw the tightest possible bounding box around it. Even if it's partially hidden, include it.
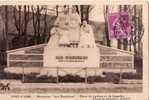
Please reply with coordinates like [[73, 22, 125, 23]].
[[47, 27, 60, 48], [47, 5, 96, 49], [39, 6, 99, 77], [54, 6, 70, 47], [48, 6, 81, 48], [69, 6, 81, 48], [79, 20, 96, 48]]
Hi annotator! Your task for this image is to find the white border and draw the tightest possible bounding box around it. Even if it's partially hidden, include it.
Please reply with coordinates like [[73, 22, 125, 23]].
[[0, 0, 148, 100]]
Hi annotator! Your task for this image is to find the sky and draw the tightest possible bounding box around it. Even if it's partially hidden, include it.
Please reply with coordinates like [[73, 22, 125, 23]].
[[89, 6, 105, 22]]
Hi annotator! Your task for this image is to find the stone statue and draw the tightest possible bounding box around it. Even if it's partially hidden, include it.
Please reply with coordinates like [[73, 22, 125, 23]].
[[47, 6, 95, 49], [79, 20, 96, 48], [68, 6, 81, 47], [47, 27, 60, 48], [54, 6, 70, 47]]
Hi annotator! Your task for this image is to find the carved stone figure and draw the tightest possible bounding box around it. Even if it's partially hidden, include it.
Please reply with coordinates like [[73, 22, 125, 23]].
[[47, 27, 60, 48], [79, 20, 96, 48], [68, 6, 81, 47]]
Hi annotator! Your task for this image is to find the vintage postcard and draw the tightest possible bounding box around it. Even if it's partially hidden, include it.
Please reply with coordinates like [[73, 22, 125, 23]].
[[0, 0, 148, 100]]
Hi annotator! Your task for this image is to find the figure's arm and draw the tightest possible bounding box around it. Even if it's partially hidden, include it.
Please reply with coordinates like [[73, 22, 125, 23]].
[[50, 28, 57, 35], [80, 26, 85, 35], [65, 15, 70, 25], [54, 16, 60, 27], [77, 14, 81, 25], [61, 15, 69, 30], [88, 25, 94, 36]]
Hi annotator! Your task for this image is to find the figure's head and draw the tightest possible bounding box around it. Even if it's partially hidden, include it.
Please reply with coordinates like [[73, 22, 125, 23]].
[[82, 20, 88, 26], [71, 5, 77, 13], [63, 5, 69, 14]]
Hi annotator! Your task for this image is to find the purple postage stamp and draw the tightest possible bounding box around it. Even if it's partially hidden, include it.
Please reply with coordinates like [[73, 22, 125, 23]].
[[107, 12, 131, 39]]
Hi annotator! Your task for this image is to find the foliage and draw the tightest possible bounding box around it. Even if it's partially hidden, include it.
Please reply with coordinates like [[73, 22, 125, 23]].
[[59, 74, 85, 83]]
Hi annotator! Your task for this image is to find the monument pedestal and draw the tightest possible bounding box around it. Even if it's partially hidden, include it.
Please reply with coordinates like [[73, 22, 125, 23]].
[[44, 47, 100, 68], [39, 46, 100, 76]]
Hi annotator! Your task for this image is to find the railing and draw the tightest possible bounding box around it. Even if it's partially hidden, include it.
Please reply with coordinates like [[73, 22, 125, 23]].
[[22, 67, 95, 84], [5, 43, 136, 84], [7, 43, 47, 54], [4, 66, 137, 84], [96, 44, 134, 55], [4, 66, 101, 83], [6, 43, 46, 67]]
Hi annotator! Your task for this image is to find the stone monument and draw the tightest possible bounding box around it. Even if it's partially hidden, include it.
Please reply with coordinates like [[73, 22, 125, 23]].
[[40, 6, 100, 76]]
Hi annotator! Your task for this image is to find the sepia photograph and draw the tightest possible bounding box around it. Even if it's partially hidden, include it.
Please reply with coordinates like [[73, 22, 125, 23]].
[[0, 4, 145, 94]]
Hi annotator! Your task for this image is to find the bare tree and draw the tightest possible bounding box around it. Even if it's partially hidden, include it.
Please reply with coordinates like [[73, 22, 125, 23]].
[[131, 5, 143, 57], [123, 5, 129, 51], [75, 5, 80, 15], [80, 5, 84, 22], [133, 5, 137, 53], [121, 5, 143, 54], [56, 5, 59, 17], [117, 5, 122, 49], [31, 5, 44, 44], [13, 5, 30, 47], [13, 6, 22, 37], [22, 5, 30, 46], [137, 6, 143, 58], [4, 6, 8, 50], [80, 5, 90, 23], [103, 5, 111, 47], [41, 6, 48, 43], [118, 5, 129, 51], [0, 5, 9, 65]]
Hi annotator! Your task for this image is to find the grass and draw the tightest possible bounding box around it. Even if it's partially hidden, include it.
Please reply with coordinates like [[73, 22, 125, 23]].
[[0, 82, 142, 93], [0, 72, 142, 84]]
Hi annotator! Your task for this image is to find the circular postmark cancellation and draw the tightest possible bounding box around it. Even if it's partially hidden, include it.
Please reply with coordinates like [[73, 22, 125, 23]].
[[115, 24, 144, 45]]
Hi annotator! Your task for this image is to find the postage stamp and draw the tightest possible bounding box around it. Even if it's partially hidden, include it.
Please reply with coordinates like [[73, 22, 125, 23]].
[[107, 12, 131, 39]]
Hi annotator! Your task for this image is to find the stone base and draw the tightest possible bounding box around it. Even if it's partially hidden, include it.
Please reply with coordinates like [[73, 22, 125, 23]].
[[44, 47, 100, 68]]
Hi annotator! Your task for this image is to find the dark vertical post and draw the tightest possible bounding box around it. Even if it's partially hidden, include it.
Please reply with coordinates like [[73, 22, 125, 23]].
[[138, 6, 143, 58], [56, 5, 59, 17], [80, 5, 84, 22], [22, 67, 25, 83], [56, 67, 59, 83], [119, 68, 123, 84], [86, 5, 90, 23], [123, 5, 128, 51], [117, 5, 122, 49], [85, 67, 88, 84], [18, 5, 22, 37], [133, 5, 137, 54], [75, 5, 80, 15], [5, 6, 8, 51], [104, 5, 111, 47]]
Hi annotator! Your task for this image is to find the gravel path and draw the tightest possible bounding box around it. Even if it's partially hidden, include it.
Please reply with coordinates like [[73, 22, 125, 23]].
[[0, 80, 142, 93]]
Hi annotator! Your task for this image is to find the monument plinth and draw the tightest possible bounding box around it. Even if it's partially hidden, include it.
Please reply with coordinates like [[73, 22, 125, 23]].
[[44, 47, 100, 68]]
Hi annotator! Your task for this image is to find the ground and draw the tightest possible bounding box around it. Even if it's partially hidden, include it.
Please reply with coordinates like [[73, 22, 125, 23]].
[[0, 79, 142, 93]]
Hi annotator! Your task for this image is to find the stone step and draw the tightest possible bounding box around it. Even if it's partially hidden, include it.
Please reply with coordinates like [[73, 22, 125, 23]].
[[100, 56, 132, 61], [9, 54, 43, 60], [25, 47, 44, 54], [100, 63, 132, 69], [9, 61, 43, 67], [122, 79, 142, 84], [100, 47, 117, 55]]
